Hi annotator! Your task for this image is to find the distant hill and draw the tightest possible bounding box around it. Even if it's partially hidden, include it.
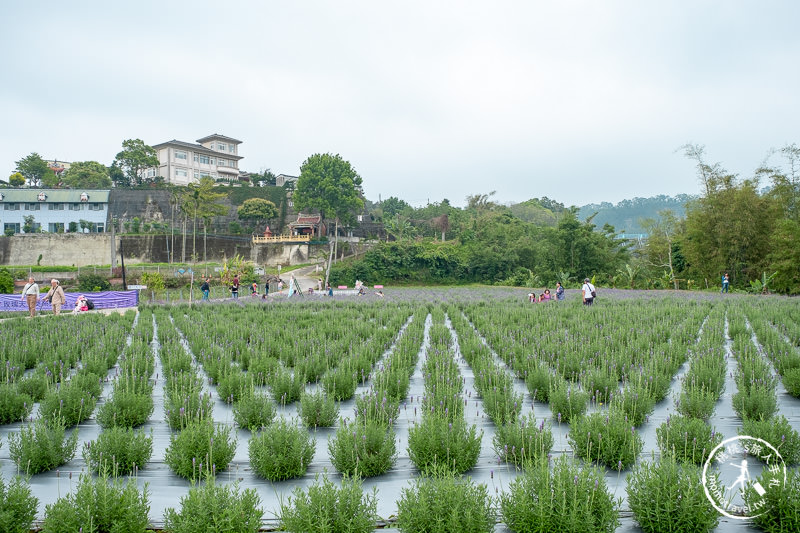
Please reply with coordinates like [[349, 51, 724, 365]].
[[577, 194, 696, 234], [507, 197, 567, 226]]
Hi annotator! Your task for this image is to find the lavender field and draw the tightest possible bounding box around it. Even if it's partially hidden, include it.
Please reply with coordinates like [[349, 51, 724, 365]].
[[1, 287, 799, 532]]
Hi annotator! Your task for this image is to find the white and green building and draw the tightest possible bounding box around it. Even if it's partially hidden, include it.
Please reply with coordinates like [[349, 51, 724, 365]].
[[0, 189, 109, 234]]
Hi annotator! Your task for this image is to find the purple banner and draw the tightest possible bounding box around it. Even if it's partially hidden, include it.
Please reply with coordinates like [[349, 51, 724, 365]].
[[0, 290, 138, 313]]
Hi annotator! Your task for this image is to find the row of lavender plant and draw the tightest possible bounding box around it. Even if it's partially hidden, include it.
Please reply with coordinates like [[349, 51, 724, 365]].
[[83, 308, 155, 477], [328, 310, 425, 478], [5, 312, 135, 475]]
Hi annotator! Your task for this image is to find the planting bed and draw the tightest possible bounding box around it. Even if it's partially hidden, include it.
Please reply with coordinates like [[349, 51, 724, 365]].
[[1, 287, 800, 532]]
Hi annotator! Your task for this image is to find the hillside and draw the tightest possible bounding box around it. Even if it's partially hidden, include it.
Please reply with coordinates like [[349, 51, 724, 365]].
[[577, 194, 695, 234]]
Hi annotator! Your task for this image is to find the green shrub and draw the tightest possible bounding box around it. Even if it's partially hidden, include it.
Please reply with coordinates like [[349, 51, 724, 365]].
[[321, 366, 359, 401], [163, 479, 262, 533], [140, 272, 166, 293], [268, 368, 303, 404], [782, 368, 800, 397], [248, 418, 315, 481], [232, 393, 276, 430], [0, 268, 14, 294], [525, 364, 553, 402], [492, 413, 553, 466], [397, 473, 494, 533], [407, 415, 482, 476], [8, 416, 78, 475], [15, 374, 49, 402], [164, 421, 236, 480], [610, 384, 656, 426], [627, 457, 719, 533], [83, 426, 153, 475], [38, 383, 97, 427], [97, 391, 154, 428], [0, 385, 33, 424], [480, 383, 523, 426], [164, 389, 213, 429], [354, 390, 400, 426], [677, 385, 717, 420], [742, 466, 800, 533], [569, 410, 643, 470], [583, 368, 619, 404], [549, 381, 589, 423], [279, 474, 378, 533], [740, 415, 800, 465], [732, 383, 778, 421], [298, 390, 339, 428], [329, 418, 397, 477], [0, 474, 38, 533], [41, 472, 150, 533], [77, 273, 111, 292], [500, 456, 620, 533], [656, 415, 722, 466], [216, 371, 252, 403]]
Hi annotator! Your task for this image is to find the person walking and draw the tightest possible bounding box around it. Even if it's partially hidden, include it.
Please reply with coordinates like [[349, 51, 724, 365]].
[[43, 279, 66, 315], [200, 278, 210, 300], [721, 273, 730, 293], [581, 277, 596, 306], [21, 276, 40, 318]]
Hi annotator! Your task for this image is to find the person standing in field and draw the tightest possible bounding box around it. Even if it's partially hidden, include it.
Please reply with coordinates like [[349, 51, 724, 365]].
[[555, 282, 565, 301], [43, 279, 66, 315], [581, 277, 596, 306], [200, 278, 210, 300], [230, 276, 240, 299], [21, 276, 39, 318], [721, 272, 730, 293]]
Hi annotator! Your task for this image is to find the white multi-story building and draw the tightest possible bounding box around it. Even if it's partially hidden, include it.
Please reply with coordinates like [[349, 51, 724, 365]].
[[0, 189, 109, 234], [149, 134, 243, 185]]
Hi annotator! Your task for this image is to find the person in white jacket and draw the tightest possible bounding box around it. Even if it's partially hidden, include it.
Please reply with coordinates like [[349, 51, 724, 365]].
[[581, 278, 596, 306]]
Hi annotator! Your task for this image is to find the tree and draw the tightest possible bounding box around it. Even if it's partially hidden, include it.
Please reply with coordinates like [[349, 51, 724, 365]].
[[185, 177, 227, 262], [384, 215, 416, 241], [23, 215, 36, 233], [381, 196, 411, 218], [466, 191, 498, 211], [237, 198, 278, 231], [15, 152, 50, 187], [640, 209, 682, 289], [294, 153, 364, 281], [8, 172, 25, 187], [113, 139, 158, 186], [62, 161, 112, 189], [681, 149, 775, 286]]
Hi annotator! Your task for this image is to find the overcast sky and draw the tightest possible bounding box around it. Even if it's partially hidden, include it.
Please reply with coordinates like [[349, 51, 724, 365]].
[[2, 1, 798, 207]]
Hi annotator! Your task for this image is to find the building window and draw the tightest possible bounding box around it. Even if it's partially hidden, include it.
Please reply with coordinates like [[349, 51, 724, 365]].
[[25, 203, 40, 210], [229, 144, 235, 153], [69, 203, 83, 211], [218, 143, 226, 150], [218, 159, 226, 167], [88, 203, 104, 211], [175, 168, 188, 178], [198, 155, 210, 164], [48, 203, 65, 211], [48, 223, 65, 233], [4, 223, 20, 233], [95, 223, 104, 233], [175, 150, 187, 160], [4, 203, 20, 211]]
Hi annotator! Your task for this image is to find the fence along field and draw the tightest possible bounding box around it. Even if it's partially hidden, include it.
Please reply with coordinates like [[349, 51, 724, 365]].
[[1, 292, 799, 532]]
